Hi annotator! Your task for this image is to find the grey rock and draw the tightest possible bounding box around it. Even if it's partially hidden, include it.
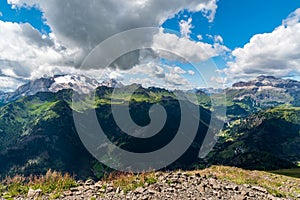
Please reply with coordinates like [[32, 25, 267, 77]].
[[27, 188, 42, 198], [85, 179, 95, 186], [252, 186, 268, 193], [134, 187, 145, 194]]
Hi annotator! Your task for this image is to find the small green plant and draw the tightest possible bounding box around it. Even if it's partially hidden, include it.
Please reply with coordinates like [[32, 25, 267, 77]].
[[50, 192, 61, 199], [166, 179, 172, 186], [145, 176, 157, 185], [106, 171, 157, 193], [101, 184, 107, 190]]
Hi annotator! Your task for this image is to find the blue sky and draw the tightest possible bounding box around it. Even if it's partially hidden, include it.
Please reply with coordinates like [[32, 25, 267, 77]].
[[162, 0, 300, 49], [0, 0, 50, 34], [213, 0, 300, 49], [0, 0, 300, 90]]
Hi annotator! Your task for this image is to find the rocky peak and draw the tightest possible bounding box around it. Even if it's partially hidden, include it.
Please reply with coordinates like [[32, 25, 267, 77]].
[[100, 79, 123, 88], [16, 77, 55, 96], [0, 75, 123, 103], [227, 75, 300, 107], [232, 75, 300, 89], [49, 74, 101, 94]]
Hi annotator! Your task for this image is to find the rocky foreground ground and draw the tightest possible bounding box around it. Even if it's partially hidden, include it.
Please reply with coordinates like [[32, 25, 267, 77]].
[[13, 169, 299, 200]]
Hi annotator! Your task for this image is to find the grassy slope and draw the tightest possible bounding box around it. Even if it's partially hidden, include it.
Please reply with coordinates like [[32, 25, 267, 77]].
[[0, 87, 214, 179], [270, 168, 300, 179], [208, 105, 300, 170], [0, 91, 95, 179], [197, 166, 300, 198]]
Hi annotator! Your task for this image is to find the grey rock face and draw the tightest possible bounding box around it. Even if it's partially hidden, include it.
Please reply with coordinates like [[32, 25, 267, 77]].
[[228, 76, 300, 107]]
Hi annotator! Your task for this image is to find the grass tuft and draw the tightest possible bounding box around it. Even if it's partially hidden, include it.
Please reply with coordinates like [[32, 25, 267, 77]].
[[0, 170, 77, 199]]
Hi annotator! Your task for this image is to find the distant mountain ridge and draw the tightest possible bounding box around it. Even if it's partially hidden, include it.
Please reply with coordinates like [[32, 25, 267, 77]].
[[1, 74, 300, 104], [226, 75, 300, 108], [232, 75, 300, 89], [0, 75, 123, 103]]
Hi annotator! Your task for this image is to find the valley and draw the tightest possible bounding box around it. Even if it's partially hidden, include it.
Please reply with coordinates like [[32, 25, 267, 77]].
[[0, 75, 299, 199]]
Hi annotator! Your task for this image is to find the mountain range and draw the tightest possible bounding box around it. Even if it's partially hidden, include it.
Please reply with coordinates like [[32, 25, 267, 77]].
[[227, 75, 300, 107], [1, 75, 300, 105], [0, 75, 123, 104], [0, 75, 299, 179]]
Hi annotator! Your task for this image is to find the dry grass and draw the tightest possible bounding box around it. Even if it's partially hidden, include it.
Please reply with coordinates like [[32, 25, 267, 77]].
[[103, 171, 157, 193], [0, 170, 77, 199], [194, 166, 300, 198]]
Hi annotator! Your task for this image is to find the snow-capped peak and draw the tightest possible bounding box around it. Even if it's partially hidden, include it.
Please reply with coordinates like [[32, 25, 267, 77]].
[[49, 75, 101, 94], [0, 74, 123, 103]]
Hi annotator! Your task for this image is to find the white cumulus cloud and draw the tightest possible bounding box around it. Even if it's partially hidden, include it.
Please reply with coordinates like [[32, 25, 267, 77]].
[[152, 29, 228, 63], [188, 70, 196, 75], [1, 0, 221, 91], [0, 21, 81, 82], [224, 8, 300, 81], [179, 17, 193, 38], [8, 0, 219, 63]]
